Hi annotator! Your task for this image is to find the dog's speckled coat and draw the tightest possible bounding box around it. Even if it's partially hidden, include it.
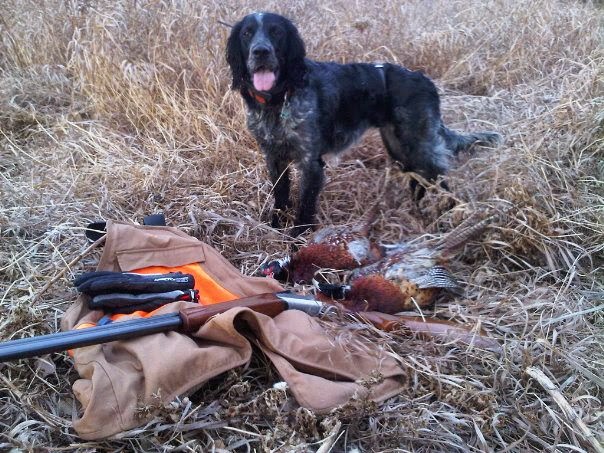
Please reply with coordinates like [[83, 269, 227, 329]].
[[226, 12, 501, 235]]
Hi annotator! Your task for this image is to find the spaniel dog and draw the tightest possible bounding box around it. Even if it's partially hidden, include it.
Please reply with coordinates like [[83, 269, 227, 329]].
[[226, 12, 501, 236]]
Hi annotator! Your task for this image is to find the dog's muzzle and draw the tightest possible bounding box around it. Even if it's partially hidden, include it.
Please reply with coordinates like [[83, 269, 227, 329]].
[[248, 43, 279, 92]]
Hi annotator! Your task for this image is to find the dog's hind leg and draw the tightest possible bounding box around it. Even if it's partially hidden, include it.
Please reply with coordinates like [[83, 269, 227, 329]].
[[380, 124, 412, 171], [380, 123, 451, 199], [440, 125, 502, 154]]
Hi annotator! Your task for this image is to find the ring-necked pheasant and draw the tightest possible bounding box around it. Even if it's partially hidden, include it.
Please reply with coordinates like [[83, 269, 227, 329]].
[[260, 204, 382, 284], [318, 212, 495, 314]]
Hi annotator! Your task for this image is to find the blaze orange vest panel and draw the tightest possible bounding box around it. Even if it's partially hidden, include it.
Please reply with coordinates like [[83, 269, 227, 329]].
[[75, 263, 238, 329]]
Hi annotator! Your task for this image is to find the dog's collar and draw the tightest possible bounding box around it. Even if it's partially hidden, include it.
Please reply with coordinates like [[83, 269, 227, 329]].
[[374, 63, 386, 89], [246, 81, 292, 107], [248, 88, 270, 104]]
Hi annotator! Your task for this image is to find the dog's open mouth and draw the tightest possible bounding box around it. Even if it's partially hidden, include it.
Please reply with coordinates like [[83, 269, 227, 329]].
[[252, 69, 276, 92]]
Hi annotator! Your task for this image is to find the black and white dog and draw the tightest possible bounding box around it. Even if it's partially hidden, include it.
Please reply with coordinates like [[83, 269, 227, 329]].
[[226, 12, 500, 236]]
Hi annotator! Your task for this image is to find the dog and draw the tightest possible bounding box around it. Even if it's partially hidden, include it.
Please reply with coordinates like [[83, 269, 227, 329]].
[[226, 12, 501, 236]]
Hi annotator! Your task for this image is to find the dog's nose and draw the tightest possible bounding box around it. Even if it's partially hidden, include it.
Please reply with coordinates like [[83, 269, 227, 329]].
[[252, 45, 271, 57]]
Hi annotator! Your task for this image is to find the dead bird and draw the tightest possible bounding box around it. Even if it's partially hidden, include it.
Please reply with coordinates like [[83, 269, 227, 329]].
[[318, 212, 495, 314], [260, 204, 382, 284]]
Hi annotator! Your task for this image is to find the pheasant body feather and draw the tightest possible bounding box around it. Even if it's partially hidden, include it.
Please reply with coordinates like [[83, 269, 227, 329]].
[[318, 212, 495, 313], [263, 211, 496, 314], [260, 209, 382, 283]]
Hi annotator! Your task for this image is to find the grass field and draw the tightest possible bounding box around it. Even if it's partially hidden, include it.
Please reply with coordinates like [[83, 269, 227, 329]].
[[1, 0, 602, 451]]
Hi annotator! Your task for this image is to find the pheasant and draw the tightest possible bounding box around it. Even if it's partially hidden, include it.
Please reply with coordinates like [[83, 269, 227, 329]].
[[260, 205, 382, 284], [318, 212, 495, 314]]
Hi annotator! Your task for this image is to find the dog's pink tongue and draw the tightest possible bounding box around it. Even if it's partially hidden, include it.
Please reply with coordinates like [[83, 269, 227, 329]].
[[253, 71, 276, 91]]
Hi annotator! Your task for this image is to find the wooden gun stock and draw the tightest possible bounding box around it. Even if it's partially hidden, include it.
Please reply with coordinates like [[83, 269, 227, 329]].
[[179, 293, 288, 332]]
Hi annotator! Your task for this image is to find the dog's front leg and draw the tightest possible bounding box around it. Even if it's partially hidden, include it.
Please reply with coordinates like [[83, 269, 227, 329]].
[[266, 156, 291, 228], [293, 157, 325, 236]]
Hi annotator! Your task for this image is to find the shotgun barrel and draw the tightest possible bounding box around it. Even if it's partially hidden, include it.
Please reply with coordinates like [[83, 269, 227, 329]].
[[0, 291, 328, 362], [0, 313, 183, 362]]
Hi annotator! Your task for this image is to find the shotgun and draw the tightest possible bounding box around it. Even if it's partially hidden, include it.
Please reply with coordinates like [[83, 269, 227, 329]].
[[0, 292, 501, 362], [0, 292, 329, 362]]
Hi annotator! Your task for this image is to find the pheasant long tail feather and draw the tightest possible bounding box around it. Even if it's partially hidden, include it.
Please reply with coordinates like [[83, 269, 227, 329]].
[[436, 211, 496, 258], [359, 312, 503, 354], [354, 200, 382, 236]]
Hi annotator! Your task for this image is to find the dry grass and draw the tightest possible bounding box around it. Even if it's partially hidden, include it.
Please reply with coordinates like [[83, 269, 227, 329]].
[[1, 0, 602, 451]]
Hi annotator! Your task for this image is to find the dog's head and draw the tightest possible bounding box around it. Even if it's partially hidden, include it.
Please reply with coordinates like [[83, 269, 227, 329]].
[[226, 12, 306, 95]]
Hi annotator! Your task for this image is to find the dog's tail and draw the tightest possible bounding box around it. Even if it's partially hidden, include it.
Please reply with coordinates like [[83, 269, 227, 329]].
[[441, 126, 502, 154]]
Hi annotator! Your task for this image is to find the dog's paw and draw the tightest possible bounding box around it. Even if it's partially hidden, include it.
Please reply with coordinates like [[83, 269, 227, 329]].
[[271, 214, 282, 229], [290, 224, 314, 238], [271, 209, 291, 229]]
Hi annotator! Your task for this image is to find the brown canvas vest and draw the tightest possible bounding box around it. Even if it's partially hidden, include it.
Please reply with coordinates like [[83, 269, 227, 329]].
[[61, 220, 406, 439]]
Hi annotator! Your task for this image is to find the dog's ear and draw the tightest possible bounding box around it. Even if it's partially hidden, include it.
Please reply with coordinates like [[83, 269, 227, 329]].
[[226, 20, 245, 90], [284, 19, 307, 88]]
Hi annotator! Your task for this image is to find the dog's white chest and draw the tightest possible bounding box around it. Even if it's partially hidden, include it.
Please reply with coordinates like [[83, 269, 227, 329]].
[[247, 94, 316, 149]]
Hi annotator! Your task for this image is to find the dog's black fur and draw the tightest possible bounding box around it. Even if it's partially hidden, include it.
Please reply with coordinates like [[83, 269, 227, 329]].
[[226, 12, 501, 236]]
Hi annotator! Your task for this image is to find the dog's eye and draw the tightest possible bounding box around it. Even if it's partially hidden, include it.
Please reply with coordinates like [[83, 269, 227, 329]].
[[269, 26, 284, 38], [241, 27, 253, 39]]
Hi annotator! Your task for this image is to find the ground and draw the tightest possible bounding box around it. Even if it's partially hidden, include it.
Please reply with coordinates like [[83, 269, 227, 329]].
[[0, 0, 602, 451]]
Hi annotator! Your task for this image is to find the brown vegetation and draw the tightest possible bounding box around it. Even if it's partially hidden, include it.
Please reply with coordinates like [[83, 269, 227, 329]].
[[1, 0, 602, 451]]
